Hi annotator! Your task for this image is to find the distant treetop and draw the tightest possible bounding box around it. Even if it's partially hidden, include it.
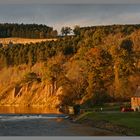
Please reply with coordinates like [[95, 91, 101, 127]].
[[0, 23, 58, 38]]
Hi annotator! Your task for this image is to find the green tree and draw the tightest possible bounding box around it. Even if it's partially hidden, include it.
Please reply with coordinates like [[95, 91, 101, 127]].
[[61, 26, 72, 36], [50, 30, 58, 37], [73, 25, 80, 36], [28, 50, 34, 69]]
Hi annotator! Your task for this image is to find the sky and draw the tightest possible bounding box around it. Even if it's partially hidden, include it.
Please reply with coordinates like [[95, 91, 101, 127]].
[[0, 4, 140, 33]]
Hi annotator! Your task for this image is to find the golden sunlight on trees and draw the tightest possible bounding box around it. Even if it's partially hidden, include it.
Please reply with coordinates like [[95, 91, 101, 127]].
[[43, 53, 66, 95], [107, 35, 136, 100], [84, 47, 112, 104], [0, 24, 140, 107]]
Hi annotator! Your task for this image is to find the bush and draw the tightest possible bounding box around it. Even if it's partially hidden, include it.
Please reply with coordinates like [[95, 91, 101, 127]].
[[92, 90, 111, 105], [81, 90, 112, 108], [22, 72, 41, 83]]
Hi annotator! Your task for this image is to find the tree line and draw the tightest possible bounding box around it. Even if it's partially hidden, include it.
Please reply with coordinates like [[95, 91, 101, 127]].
[[0, 23, 58, 38], [0, 36, 80, 68]]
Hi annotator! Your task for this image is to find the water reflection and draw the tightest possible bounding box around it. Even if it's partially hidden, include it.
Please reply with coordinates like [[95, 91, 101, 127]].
[[0, 106, 60, 114], [56, 118, 64, 122]]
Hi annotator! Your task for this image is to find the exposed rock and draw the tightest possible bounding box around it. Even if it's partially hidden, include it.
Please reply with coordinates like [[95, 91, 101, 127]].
[[0, 81, 62, 109]]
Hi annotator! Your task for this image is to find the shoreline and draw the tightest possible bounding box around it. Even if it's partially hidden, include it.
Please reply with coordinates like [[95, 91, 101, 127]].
[[71, 112, 136, 136], [0, 114, 121, 136]]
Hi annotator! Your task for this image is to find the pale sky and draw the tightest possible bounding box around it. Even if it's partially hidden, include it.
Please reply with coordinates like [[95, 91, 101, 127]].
[[0, 4, 140, 33]]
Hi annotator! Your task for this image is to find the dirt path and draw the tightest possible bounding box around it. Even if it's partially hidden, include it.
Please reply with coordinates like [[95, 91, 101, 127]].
[[0, 115, 119, 136]]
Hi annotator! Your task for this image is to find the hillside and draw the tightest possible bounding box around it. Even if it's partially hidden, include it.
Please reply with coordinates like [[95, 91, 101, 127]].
[[0, 24, 140, 109]]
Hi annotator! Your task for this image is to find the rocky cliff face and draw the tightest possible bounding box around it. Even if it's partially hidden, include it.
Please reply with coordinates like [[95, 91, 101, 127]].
[[0, 81, 63, 109]]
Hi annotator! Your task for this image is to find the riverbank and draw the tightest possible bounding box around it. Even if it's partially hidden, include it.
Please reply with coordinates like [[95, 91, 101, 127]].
[[0, 114, 119, 136], [0, 107, 139, 136], [72, 111, 140, 136]]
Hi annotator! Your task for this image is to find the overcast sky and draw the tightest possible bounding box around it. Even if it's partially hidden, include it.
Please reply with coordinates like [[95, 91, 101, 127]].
[[0, 4, 140, 33]]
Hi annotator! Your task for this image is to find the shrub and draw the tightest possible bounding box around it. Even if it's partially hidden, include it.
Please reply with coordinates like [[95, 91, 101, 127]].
[[22, 72, 41, 83]]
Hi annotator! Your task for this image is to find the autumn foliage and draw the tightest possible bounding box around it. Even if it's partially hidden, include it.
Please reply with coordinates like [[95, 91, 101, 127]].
[[0, 24, 140, 107]]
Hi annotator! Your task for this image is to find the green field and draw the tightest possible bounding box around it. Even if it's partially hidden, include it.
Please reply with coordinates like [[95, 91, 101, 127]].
[[81, 102, 131, 112], [76, 111, 140, 135]]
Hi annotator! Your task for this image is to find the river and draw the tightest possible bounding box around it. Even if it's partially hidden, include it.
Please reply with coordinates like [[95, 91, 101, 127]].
[[0, 106, 119, 136]]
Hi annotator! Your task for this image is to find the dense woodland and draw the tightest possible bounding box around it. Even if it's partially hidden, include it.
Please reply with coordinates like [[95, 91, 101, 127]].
[[0, 23, 140, 106], [0, 23, 58, 38]]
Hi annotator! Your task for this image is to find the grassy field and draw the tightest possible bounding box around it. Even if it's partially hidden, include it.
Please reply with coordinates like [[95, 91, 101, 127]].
[[81, 102, 130, 112], [0, 37, 57, 45], [76, 111, 140, 135]]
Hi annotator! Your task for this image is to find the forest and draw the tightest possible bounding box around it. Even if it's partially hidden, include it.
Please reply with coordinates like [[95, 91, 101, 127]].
[[0, 23, 58, 38], [0, 23, 140, 107]]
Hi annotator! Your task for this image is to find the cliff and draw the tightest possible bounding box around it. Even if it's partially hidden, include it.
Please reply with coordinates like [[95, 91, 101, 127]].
[[0, 80, 63, 109]]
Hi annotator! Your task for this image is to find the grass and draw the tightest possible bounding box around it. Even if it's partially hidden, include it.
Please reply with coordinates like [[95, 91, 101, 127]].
[[81, 102, 130, 112], [77, 111, 140, 135], [0, 37, 57, 45]]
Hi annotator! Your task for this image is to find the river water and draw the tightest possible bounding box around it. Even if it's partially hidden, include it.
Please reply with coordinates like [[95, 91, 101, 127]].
[[0, 106, 118, 136], [0, 106, 60, 114]]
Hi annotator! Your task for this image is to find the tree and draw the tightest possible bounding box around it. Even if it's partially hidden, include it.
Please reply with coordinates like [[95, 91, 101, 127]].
[[50, 30, 58, 37], [0, 23, 54, 38], [73, 25, 80, 36], [66, 59, 88, 103], [0, 43, 3, 48], [85, 48, 110, 96], [61, 26, 72, 36], [108, 36, 136, 100], [43, 53, 66, 95], [62, 44, 113, 105], [28, 50, 34, 69]]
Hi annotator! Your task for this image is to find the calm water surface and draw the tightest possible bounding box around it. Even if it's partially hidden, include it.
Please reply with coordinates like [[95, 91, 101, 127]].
[[0, 106, 60, 114], [0, 106, 118, 136]]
